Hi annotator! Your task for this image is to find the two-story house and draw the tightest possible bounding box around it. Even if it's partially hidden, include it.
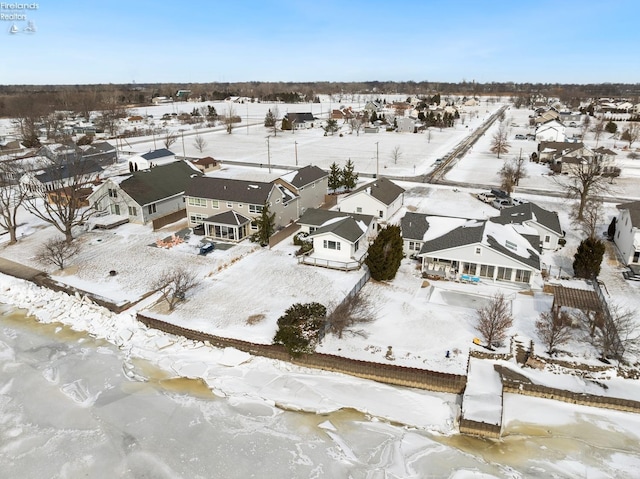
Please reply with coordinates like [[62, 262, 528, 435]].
[[184, 176, 298, 242], [337, 177, 405, 223], [614, 200, 640, 267], [276, 165, 328, 216]]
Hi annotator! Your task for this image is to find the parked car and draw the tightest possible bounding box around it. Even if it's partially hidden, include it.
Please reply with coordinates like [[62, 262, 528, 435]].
[[492, 198, 512, 210], [434, 158, 444, 165], [511, 197, 528, 206], [477, 192, 496, 203], [515, 134, 526, 140], [490, 188, 510, 200], [199, 242, 215, 255]]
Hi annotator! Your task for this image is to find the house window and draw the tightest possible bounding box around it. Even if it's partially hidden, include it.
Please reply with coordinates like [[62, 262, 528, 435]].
[[128, 206, 137, 216], [249, 204, 263, 214], [354, 240, 360, 251], [409, 241, 421, 251], [356, 207, 362, 213], [544, 235, 551, 243], [479, 264, 495, 278], [309, 227, 317, 233], [475, 247, 482, 255], [497, 267, 512, 280], [633, 251, 640, 263], [108, 188, 118, 198], [190, 213, 206, 225], [188, 197, 207, 207], [250, 221, 258, 230], [323, 240, 340, 250], [226, 202, 233, 208], [148, 204, 156, 214], [211, 200, 219, 209], [110, 204, 120, 215], [378, 210, 383, 218], [515, 270, 531, 283]]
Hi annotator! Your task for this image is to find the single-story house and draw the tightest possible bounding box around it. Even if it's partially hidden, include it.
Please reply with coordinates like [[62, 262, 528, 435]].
[[184, 176, 299, 241], [190, 156, 220, 173], [88, 160, 202, 225], [417, 219, 541, 285], [81, 141, 117, 166], [128, 148, 176, 172], [338, 177, 405, 223], [283, 112, 315, 130], [21, 158, 103, 197], [276, 164, 328, 215], [490, 202, 563, 250], [297, 208, 377, 270], [614, 201, 640, 266]]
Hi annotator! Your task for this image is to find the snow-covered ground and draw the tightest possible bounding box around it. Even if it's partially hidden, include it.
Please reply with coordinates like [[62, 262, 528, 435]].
[[2, 97, 640, 476]]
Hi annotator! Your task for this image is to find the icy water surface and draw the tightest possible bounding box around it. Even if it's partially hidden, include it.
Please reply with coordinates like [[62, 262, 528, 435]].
[[1, 304, 640, 478]]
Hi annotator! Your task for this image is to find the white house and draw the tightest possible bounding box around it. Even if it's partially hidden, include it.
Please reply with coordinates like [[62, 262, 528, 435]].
[[535, 120, 566, 142], [396, 117, 416, 133], [338, 177, 405, 222], [490, 202, 564, 250], [614, 201, 640, 266], [298, 208, 377, 271], [417, 219, 541, 285], [400, 212, 469, 257], [128, 148, 176, 172]]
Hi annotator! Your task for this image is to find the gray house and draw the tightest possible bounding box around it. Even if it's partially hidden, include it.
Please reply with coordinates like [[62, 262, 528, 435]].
[[184, 176, 299, 241], [277, 165, 328, 215], [88, 160, 201, 225]]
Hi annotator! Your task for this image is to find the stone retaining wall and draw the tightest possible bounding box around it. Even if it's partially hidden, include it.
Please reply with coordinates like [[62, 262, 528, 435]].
[[137, 313, 467, 394]]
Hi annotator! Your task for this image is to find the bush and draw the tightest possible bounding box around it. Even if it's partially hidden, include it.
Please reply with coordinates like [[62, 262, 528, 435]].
[[273, 302, 326, 357]]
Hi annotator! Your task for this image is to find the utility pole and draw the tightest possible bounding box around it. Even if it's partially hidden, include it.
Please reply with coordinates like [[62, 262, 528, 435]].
[[294, 141, 298, 166], [180, 130, 186, 159], [246, 102, 249, 135], [266, 136, 272, 173], [375, 142, 379, 178]]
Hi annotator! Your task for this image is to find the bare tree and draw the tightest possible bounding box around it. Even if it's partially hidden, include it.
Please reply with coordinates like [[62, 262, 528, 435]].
[[152, 266, 200, 311], [223, 105, 238, 134], [348, 118, 363, 136], [475, 292, 513, 349], [35, 236, 80, 270], [592, 119, 605, 147], [572, 197, 603, 240], [580, 114, 591, 138], [0, 160, 29, 244], [391, 145, 402, 164], [193, 134, 207, 154], [621, 122, 640, 148], [326, 292, 375, 339], [554, 159, 609, 220], [96, 96, 128, 137], [587, 305, 639, 360], [24, 157, 102, 243], [490, 124, 510, 158], [163, 131, 178, 149], [536, 309, 573, 355]]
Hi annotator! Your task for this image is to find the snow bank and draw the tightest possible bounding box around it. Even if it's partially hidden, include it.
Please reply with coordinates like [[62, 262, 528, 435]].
[[0, 273, 458, 433]]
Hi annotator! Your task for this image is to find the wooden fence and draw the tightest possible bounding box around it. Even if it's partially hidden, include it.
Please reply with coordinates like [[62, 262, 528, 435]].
[[152, 210, 186, 230]]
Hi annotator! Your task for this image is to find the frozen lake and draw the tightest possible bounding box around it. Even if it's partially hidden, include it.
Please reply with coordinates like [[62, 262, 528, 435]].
[[2, 304, 640, 478]]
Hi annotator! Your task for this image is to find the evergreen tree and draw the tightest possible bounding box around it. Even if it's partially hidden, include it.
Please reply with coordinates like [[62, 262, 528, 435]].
[[328, 162, 342, 192], [264, 109, 275, 127], [254, 202, 275, 246], [341, 159, 358, 191], [573, 237, 606, 279], [365, 225, 404, 281], [605, 120, 617, 134], [273, 302, 326, 357], [370, 111, 378, 123], [281, 116, 291, 130], [607, 217, 617, 239]]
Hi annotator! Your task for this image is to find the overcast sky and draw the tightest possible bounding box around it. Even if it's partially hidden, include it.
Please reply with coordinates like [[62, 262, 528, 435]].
[[2, 0, 639, 85]]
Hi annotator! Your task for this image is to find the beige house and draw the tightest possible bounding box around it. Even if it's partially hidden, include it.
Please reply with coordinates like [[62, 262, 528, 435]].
[[184, 176, 298, 241]]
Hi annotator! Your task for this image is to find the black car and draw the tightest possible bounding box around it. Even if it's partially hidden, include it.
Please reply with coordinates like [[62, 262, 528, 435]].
[[199, 242, 215, 255]]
